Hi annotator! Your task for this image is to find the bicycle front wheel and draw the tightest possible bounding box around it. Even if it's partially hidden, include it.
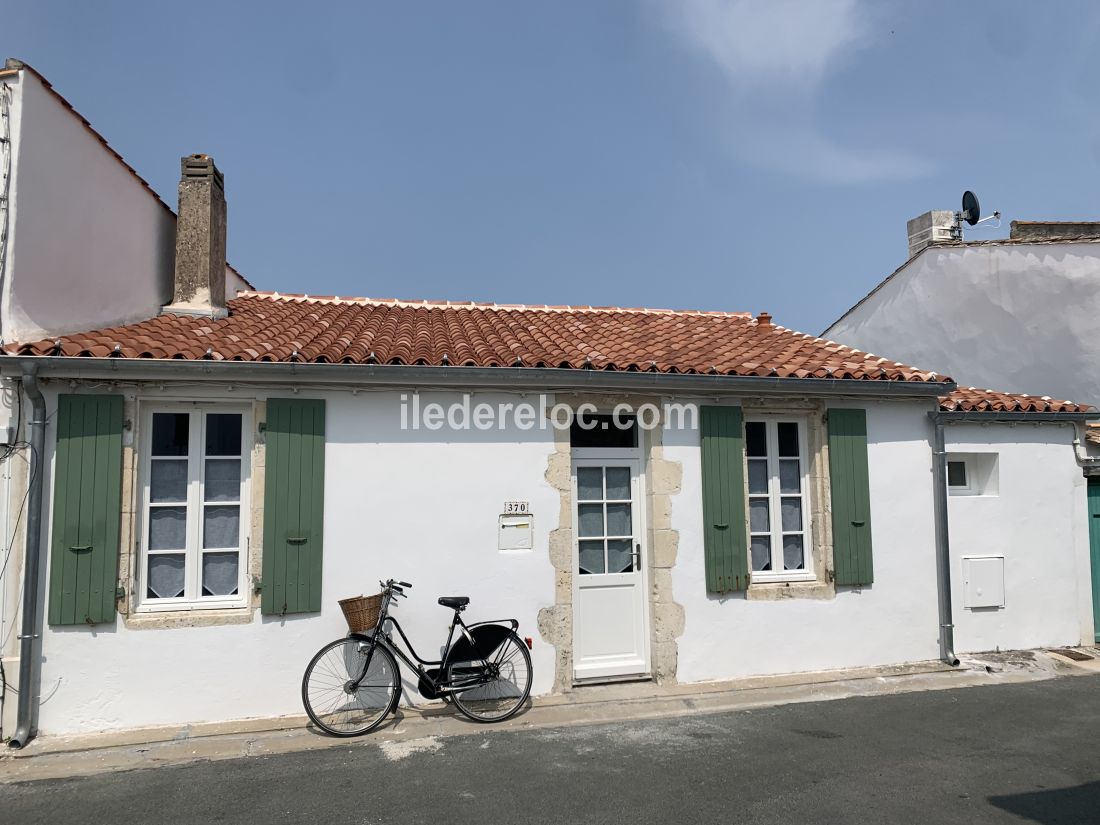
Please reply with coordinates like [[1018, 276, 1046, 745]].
[[448, 631, 532, 723], [302, 637, 400, 737]]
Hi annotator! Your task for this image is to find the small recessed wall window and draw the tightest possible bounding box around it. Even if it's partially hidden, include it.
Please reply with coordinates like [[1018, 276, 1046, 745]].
[[946, 453, 999, 497]]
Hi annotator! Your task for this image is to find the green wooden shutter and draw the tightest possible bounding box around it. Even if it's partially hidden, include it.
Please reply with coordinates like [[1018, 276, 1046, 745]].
[[700, 406, 749, 593], [262, 398, 326, 615], [48, 394, 124, 625], [827, 408, 874, 586]]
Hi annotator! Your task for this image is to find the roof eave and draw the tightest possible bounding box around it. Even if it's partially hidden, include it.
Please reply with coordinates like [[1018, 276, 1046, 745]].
[[933, 410, 1098, 422], [1, 356, 955, 398]]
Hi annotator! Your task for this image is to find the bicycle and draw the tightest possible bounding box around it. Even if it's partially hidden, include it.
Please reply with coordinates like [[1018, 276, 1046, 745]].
[[301, 579, 534, 737]]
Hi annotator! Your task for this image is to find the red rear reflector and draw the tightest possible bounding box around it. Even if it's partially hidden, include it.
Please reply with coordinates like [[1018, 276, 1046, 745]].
[[524, 636, 533, 650]]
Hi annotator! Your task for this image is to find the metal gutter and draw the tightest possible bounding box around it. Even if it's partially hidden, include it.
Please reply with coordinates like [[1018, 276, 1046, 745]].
[[0, 356, 957, 398], [937, 411, 1098, 423], [928, 412, 959, 667], [9, 363, 46, 748]]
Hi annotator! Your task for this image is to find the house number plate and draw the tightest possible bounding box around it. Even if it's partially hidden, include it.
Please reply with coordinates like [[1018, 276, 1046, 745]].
[[503, 500, 530, 514]]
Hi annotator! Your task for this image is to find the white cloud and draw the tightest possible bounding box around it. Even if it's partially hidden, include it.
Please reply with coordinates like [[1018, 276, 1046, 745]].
[[658, 0, 933, 184], [664, 0, 868, 89]]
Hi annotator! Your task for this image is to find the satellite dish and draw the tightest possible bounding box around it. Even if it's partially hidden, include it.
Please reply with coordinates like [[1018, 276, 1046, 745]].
[[961, 190, 981, 226]]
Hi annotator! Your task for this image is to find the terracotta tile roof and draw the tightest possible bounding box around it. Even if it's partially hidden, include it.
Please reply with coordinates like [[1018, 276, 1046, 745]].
[[5, 292, 947, 382], [940, 387, 1092, 414]]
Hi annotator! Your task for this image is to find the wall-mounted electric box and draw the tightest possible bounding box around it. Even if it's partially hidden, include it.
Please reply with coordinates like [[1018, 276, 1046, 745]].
[[962, 555, 1005, 609]]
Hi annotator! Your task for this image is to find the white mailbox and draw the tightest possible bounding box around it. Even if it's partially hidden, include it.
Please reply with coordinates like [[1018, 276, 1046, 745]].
[[498, 513, 533, 552]]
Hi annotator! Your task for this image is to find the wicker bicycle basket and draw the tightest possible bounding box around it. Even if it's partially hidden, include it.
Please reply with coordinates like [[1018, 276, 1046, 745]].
[[338, 593, 384, 634]]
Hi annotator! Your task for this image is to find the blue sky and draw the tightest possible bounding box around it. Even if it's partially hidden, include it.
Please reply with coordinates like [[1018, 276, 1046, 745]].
[[4, 1, 1099, 334]]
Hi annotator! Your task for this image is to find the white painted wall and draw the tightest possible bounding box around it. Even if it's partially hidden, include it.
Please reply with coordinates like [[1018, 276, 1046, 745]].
[[0, 68, 254, 345], [825, 242, 1100, 406], [946, 423, 1093, 652], [668, 401, 943, 684], [35, 388, 559, 735], [0, 70, 176, 344]]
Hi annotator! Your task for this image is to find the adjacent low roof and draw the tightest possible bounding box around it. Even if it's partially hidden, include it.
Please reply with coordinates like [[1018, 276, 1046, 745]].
[[939, 387, 1091, 414], [7, 291, 946, 381]]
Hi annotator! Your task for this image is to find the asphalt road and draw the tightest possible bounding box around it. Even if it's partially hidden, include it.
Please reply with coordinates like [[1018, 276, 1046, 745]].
[[5, 675, 1100, 824]]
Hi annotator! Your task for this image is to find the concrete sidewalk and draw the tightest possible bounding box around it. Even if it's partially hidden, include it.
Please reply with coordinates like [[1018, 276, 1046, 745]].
[[3, 647, 1098, 784]]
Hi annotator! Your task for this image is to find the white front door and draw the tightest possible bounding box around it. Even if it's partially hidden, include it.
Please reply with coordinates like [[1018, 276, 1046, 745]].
[[572, 457, 649, 680]]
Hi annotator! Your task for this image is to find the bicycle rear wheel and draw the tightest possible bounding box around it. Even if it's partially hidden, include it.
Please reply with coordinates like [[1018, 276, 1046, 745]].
[[448, 631, 532, 723], [302, 637, 400, 737]]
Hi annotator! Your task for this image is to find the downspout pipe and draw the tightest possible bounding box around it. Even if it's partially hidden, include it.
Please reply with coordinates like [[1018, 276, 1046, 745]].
[[928, 411, 960, 667], [9, 363, 46, 748]]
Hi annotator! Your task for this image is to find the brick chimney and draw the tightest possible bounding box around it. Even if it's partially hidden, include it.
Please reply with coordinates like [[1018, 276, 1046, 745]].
[[162, 154, 228, 318]]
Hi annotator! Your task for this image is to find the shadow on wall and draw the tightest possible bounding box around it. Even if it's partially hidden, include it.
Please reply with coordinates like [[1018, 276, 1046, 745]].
[[988, 781, 1100, 824]]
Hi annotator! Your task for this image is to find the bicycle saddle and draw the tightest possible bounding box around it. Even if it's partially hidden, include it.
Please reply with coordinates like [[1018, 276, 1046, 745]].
[[438, 596, 470, 610]]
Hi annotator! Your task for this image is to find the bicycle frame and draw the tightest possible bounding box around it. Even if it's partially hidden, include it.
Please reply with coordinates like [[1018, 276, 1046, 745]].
[[350, 590, 519, 696]]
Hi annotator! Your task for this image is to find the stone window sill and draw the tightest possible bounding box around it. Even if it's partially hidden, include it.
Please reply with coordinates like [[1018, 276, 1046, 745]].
[[123, 607, 255, 630], [746, 578, 835, 601]]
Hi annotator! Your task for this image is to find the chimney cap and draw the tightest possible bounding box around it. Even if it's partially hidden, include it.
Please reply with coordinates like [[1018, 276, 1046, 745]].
[[180, 153, 224, 187], [756, 312, 772, 327]]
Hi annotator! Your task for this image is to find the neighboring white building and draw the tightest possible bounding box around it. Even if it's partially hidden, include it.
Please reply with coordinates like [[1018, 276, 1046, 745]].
[[0, 68, 1094, 746], [824, 215, 1100, 406]]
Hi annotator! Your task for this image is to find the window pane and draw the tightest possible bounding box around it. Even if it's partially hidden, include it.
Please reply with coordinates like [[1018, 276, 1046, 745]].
[[606, 503, 631, 536], [577, 467, 603, 501], [578, 540, 605, 575], [578, 504, 604, 538], [749, 497, 770, 532], [783, 535, 805, 570], [751, 536, 771, 571], [777, 423, 800, 457], [747, 460, 768, 494], [148, 553, 185, 598], [781, 497, 803, 532], [604, 467, 630, 500], [150, 460, 187, 503], [206, 414, 243, 456], [151, 413, 189, 456], [745, 422, 767, 457], [149, 506, 186, 550], [202, 551, 240, 596], [779, 460, 801, 494], [607, 539, 633, 573], [947, 461, 967, 487], [204, 459, 241, 502], [203, 505, 240, 549]]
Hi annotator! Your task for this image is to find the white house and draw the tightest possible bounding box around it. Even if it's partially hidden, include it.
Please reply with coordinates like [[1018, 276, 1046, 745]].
[[825, 210, 1100, 653], [0, 67, 1095, 747]]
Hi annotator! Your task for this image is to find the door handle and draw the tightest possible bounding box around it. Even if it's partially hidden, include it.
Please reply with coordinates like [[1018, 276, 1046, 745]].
[[286, 536, 308, 545], [851, 520, 865, 527], [632, 543, 642, 571]]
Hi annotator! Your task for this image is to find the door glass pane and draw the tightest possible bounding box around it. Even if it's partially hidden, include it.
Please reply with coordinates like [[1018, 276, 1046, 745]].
[[781, 497, 803, 532], [604, 467, 630, 500], [578, 540, 605, 575], [779, 460, 801, 494], [751, 536, 771, 571], [605, 503, 631, 537], [202, 551, 240, 596], [150, 460, 187, 503], [149, 506, 186, 550], [577, 468, 603, 501], [206, 414, 243, 456], [577, 504, 604, 538], [203, 505, 240, 549], [747, 460, 768, 494], [148, 553, 185, 598], [152, 413, 189, 456], [749, 497, 770, 532], [607, 539, 633, 573], [783, 536, 805, 570], [777, 423, 800, 457], [745, 422, 767, 457], [204, 459, 241, 502]]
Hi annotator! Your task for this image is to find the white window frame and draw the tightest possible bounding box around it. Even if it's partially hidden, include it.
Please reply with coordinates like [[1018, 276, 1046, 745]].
[[744, 416, 815, 583], [947, 457, 976, 495], [135, 404, 252, 613]]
